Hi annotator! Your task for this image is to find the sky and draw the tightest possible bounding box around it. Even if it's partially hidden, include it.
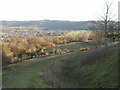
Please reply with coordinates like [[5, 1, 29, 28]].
[[0, 0, 119, 21]]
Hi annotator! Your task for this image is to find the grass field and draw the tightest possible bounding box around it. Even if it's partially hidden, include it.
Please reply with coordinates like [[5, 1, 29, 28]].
[[3, 42, 93, 88], [0, 32, 7, 35], [42, 43, 118, 88], [2, 42, 118, 88], [65, 30, 92, 36]]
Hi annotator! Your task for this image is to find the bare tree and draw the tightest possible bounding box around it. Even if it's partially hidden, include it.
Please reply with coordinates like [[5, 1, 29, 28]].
[[100, 1, 111, 36], [98, 0, 118, 45], [90, 0, 117, 47]]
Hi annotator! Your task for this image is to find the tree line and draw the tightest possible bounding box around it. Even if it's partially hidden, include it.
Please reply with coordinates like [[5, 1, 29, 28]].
[[1, 31, 119, 66]]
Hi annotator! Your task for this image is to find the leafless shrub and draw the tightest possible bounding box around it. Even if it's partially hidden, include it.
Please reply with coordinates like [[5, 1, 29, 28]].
[[42, 61, 76, 88]]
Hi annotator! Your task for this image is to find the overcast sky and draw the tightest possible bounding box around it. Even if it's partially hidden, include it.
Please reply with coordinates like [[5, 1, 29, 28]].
[[0, 0, 119, 21]]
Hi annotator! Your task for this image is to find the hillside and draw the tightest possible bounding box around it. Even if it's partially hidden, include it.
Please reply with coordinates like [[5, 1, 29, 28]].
[[1, 20, 119, 31], [1, 20, 98, 30], [2, 42, 118, 88], [42, 44, 118, 88]]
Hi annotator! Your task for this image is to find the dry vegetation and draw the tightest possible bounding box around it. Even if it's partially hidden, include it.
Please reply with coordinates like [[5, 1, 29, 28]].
[[1, 30, 119, 66], [1, 31, 94, 65]]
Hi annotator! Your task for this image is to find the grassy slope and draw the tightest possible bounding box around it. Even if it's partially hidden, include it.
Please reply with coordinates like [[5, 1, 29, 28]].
[[3, 42, 94, 88], [79, 53, 118, 88], [73, 51, 118, 88], [3, 53, 72, 88], [2, 42, 118, 88], [42, 45, 118, 88]]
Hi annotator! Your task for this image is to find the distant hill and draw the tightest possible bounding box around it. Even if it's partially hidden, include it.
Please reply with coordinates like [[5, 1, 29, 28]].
[[1, 20, 118, 31], [1, 20, 97, 30]]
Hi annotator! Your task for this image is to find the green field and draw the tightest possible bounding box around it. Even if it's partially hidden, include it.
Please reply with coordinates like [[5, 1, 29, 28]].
[[0, 32, 7, 35], [2, 42, 118, 88], [65, 30, 92, 36]]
